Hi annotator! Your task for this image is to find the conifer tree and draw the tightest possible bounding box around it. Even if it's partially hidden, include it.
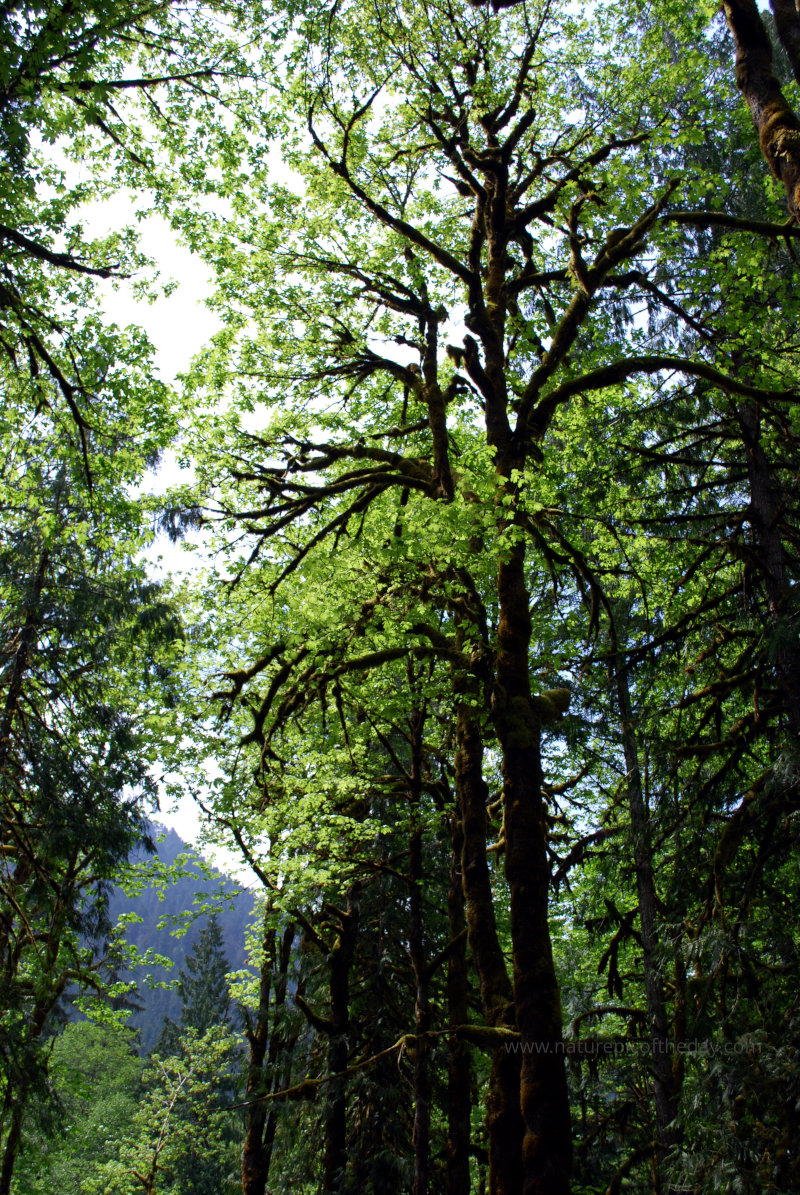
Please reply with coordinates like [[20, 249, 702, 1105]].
[[155, 915, 232, 1056], [178, 916, 231, 1035]]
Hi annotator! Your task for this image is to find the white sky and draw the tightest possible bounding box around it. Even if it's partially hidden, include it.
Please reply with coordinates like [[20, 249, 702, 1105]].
[[84, 195, 250, 871], [91, 197, 220, 383]]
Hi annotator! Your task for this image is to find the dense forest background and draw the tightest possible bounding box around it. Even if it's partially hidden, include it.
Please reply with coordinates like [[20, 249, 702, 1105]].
[[2, 1, 800, 1193], [104, 827, 254, 1050]]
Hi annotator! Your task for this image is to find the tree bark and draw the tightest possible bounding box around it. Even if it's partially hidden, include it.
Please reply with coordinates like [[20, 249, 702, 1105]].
[[241, 915, 295, 1195], [454, 682, 524, 1195], [771, 0, 800, 84], [446, 810, 472, 1195], [408, 706, 431, 1195], [324, 892, 358, 1193], [737, 400, 800, 737], [611, 642, 680, 1183], [722, 0, 800, 219], [492, 538, 572, 1195]]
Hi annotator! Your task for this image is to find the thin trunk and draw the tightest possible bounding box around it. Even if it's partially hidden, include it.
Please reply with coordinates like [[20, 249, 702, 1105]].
[[0, 550, 47, 977], [241, 916, 295, 1195], [0, 548, 48, 774], [408, 707, 431, 1195], [261, 924, 295, 1178], [738, 400, 800, 736], [611, 643, 679, 1181], [493, 539, 572, 1195], [447, 810, 472, 1195], [454, 674, 524, 1195], [453, 644, 513, 1029], [0, 1108, 23, 1195], [771, 0, 800, 84], [324, 892, 358, 1193], [241, 913, 275, 1195]]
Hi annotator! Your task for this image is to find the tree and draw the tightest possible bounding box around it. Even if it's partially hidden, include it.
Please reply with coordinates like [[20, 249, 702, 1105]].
[[11, 1022, 144, 1195], [174, 1, 800, 1192], [155, 914, 232, 1054], [86, 1025, 242, 1195], [0, 0, 233, 462], [0, 11, 192, 1180], [178, 916, 231, 1034], [4, 1, 799, 1192], [0, 417, 183, 1191], [0, 6, 241, 1187]]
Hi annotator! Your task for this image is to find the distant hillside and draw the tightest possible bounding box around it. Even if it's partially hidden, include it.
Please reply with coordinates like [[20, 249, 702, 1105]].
[[107, 826, 256, 1051]]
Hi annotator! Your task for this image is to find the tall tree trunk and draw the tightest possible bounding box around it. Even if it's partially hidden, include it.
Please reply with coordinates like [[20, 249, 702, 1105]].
[[0, 548, 48, 774], [260, 924, 296, 1179], [771, 0, 800, 84], [241, 913, 275, 1195], [408, 704, 431, 1195], [0, 1107, 23, 1195], [447, 810, 472, 1195], [493, 539, 572, 1195], [737, 400, 800, 736], [721, 0, 800, 218], [241, 915, 295, 1195], [611, 638, 679, 1184], [454, 669, 524, 1195], [324, 892, 358, 1193]]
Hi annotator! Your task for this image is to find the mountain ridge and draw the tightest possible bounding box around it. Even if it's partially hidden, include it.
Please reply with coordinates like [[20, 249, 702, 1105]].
[[107, 824, 256, 1050]]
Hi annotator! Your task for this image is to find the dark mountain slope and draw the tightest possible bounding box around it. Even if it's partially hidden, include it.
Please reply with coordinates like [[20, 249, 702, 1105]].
[[107, 825, 256, 1050]]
